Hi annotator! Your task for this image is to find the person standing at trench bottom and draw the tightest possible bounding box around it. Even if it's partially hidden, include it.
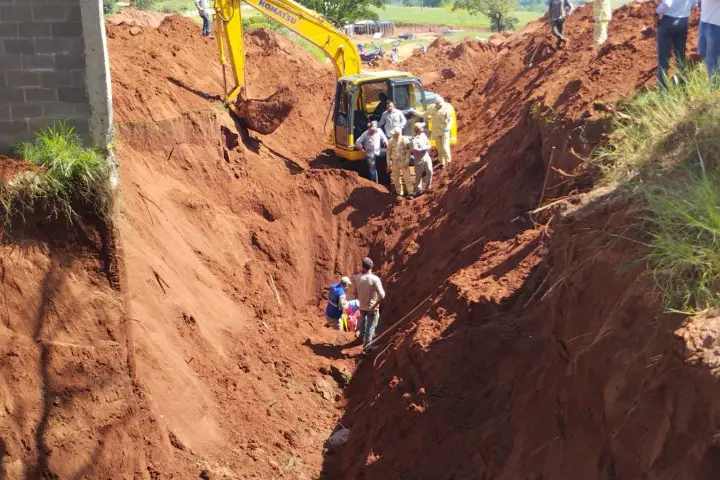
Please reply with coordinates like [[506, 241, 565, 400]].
[[411, 123, 433, 198], [354, 257, 386, 355], [548, 0, 574, 49], [698, 0, 720, 76], [355, 121, 388, 183], [325, 276, 352, 330], [655, 0, 697, 86]]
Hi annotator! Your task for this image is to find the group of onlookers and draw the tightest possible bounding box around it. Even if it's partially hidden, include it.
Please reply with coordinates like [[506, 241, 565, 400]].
[[355, 96, 454, 198], [325, 258, 385, 356], [549, 0, 720, 86]]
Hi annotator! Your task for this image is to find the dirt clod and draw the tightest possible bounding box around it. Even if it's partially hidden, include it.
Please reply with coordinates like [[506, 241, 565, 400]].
[[237, 86, 296, 135]]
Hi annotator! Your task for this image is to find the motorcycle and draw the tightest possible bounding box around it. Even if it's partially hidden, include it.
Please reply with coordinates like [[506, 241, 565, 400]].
[[360, 47, 386, 65]]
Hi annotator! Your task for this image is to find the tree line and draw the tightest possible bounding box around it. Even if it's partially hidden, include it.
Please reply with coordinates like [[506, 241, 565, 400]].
[[102, 0, 534, 34]]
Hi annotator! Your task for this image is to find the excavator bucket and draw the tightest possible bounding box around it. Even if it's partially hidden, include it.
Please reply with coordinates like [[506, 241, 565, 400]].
[[235, 86, 296, 135]]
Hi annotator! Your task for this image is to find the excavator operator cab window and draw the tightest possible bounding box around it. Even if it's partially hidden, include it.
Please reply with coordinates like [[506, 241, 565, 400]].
[[360, 81, 391, 123], [390, 78, 425, 136], [393, 85, 411, 111], [333, 82, 353, 148]]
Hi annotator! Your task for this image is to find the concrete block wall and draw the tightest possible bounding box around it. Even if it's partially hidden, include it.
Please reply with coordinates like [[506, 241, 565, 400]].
[[0, 0, 112, 151]]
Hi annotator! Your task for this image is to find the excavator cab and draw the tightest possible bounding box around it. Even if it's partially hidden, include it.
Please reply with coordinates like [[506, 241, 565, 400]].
[[330, 72, 456, 161]]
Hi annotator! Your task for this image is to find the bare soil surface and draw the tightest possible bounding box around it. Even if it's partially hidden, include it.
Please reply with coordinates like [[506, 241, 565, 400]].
[[3, 4, 720, 480]]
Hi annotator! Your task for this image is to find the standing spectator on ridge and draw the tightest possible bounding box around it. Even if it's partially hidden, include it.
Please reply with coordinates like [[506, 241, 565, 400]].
[[354, 257, 385, 355], [656, 0, 697, 86], [355, 121, 388, 183], [378, 101, 407, 138], [194, 0, 211, 37], [592, 0, 612, 49], [548, 0, 574, 48], [698, 0, 720, 76]]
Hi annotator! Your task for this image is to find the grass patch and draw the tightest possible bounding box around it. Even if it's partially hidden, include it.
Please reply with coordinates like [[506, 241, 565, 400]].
[[597, 64, 720, 312], [373, 6, 542, 29], [595, 65, 719, 183], [1, 123, 114, 226], [643, 162, 720, 313]]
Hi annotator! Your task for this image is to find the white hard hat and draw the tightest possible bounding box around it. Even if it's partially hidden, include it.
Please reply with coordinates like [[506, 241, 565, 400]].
[[341, 276, 352, 285], [369, 121, 378, 129], [435, 95, 444, 104], [391, 127, 402, 135]]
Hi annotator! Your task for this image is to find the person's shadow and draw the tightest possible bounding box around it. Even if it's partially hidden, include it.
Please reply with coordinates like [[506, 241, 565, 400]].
[[331, 186, 394, 229], [303, 338, 363, 360]]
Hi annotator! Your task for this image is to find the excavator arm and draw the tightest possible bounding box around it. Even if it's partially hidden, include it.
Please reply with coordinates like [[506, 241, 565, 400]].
[[213, 0, 361, 108]]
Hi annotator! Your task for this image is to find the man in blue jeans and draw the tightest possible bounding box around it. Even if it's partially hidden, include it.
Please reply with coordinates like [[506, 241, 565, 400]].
[[195, 0, 211, 37], [355, 122, 388, 183], [354, 257, 386, 355], [699, 0, 720, 76], [656, 0, 697, 86]]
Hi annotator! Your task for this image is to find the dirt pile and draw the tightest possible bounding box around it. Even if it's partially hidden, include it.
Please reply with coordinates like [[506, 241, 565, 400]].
[[326, 3, 720, 479], [398, 37, 498, 105], [107, 7, 168, 28]]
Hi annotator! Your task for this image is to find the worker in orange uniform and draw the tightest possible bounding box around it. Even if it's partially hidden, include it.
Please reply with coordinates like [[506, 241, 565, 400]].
[[387, 127, 413, 197], [593, 0, 612, 49], [409, 96, 454, 169]]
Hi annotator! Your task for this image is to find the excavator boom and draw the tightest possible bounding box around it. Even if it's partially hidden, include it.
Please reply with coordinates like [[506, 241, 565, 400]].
[[214, 0, 361, 134]]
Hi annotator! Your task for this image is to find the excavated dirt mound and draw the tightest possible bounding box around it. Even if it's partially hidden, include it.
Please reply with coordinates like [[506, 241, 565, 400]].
[[397, 36, 498, 97], [325, 3, 720, 479], [107, 7, 168, 28]]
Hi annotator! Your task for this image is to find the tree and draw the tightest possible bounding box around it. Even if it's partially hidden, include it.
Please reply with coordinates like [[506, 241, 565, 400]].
[[103, 0, 116, 14], [134, 0, 155, 10], [454, 0, 519, 32], [299, 0, 386, 25]]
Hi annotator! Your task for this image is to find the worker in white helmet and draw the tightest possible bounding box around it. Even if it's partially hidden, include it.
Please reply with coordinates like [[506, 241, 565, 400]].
[[386, 127, 413, 197], [325, 276, 352, 330], [409, 96, 454, 169]]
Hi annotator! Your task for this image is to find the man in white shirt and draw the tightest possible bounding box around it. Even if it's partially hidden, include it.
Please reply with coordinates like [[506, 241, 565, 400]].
[[354, 257, 386, 354], [378, 101, 407, 137], [656, 0, 697, 86], [355, 121, 388, 183], [699, 0, 720, 75], [194, 0, 211, 37]]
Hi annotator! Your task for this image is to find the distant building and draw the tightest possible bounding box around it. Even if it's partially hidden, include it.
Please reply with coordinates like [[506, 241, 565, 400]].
[[343, 20, 395, 37]]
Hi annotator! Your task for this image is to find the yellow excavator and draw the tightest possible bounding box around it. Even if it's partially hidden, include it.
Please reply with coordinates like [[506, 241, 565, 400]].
[[212, 0, 457, 161]]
